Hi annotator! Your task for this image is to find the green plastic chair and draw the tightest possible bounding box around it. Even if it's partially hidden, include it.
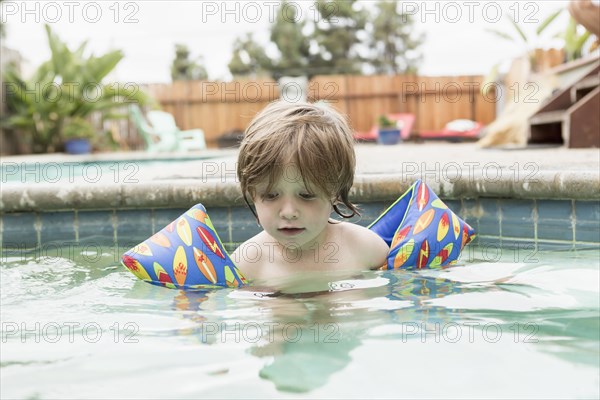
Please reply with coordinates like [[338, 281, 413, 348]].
[[129, 105, 206, 152]]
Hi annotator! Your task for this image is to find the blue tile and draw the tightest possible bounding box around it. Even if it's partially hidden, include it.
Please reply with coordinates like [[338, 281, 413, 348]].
[[222, 242, 238, 253], [502, 218, 535, 239], [352, 201, 388, 227], [455, 203, 469, 220], [575, 222, 600, 243], [461, 199, 478, 215], [231, 207, 261, 243], [537, 200, 573, 221], [478, 199, 499, 237], [479, 198, 499, 218], [117, 209, 153, 245], [464, 217, 479, 235], [443, 200, 462, 215], [2, 213, 37, 247], [153, 208, 188, 231], [460, 199, 479, 228], [230, 224, 261, 244], [575, 201, 600, 223], [478, 220, 500, 237], [39, 212, 76, 245], [537, 220, 574, 242], [204, 207, 230, 243], [499, 199, 535, 220], [77, 210, 115, 244]]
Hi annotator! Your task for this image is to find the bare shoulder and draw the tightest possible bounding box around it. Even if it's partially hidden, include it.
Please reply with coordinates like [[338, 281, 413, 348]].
[[337, 222, 389, 269], [231, 232, 267, 280]]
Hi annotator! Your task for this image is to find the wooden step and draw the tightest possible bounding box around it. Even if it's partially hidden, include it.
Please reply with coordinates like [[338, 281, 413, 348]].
[[571, 74, 600, 103], [568, 85, 600, 148], [530, 110, 565, 125], [528, 61, 599, 147], [573, 74, 600, 90]]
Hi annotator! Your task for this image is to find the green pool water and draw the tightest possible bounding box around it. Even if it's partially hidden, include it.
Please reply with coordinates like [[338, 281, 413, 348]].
[[1, 245, 598, 398]]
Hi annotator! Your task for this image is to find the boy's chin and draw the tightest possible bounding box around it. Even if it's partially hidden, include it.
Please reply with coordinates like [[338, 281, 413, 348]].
[[274, 236, 311, 251], [277, 238, 305, 249]]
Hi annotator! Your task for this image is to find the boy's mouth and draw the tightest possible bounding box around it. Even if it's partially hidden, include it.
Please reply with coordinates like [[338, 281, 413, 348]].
[[278, 227, 305, 236]]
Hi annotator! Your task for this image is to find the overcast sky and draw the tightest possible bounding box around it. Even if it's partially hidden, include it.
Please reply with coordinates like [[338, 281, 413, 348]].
[[2, 0, 570, 83]]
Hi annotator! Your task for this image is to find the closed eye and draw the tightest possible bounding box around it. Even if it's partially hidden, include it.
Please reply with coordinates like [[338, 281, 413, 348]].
[[299, 193, 316, 200], [261, 192, 278, 201]]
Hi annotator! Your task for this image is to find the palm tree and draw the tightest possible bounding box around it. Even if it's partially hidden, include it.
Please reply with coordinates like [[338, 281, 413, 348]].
[[3, 25, 151, 153]]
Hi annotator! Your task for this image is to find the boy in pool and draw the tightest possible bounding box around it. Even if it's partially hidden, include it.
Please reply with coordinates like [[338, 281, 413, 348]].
[[232, 101, 389, 282]]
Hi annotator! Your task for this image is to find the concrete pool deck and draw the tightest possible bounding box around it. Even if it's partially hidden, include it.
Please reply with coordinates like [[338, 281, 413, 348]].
[[1, 143, 599, 212], [2, 142, 599, 250]]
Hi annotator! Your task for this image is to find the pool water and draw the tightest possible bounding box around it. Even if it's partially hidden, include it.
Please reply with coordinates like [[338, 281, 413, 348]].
[[1, 245, 598, 398]]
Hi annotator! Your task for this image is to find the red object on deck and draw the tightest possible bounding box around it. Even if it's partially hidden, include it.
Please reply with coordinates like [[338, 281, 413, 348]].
[[418, 119, 483, 141], [354, 113, 415, 142], [355, 116, 483, 143]]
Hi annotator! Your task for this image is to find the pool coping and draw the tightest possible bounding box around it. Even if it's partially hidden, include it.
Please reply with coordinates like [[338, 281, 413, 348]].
[[2, 143, 599, 212], [1, 169, 599, 213]]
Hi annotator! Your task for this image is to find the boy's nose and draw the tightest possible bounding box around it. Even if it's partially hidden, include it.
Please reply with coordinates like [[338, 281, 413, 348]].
[[279, 200, 299, 220]]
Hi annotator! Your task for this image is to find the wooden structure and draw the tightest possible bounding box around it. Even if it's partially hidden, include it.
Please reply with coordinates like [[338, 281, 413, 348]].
[[529, 61, 600, 148], [143, 74, 496, 148]]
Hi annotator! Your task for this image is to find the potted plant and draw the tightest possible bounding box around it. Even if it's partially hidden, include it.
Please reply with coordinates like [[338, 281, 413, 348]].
[[62, 117, 95, 154], [2, 25, 151, 154], [377, 115, 401, 145]]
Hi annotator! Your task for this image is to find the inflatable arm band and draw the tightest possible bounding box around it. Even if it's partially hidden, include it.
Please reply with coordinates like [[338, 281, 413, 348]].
[[121, 180, 475, 289], [369, 179, 475, 269]]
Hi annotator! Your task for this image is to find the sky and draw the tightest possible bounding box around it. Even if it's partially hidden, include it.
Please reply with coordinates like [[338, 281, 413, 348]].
[[2, 0, 570, 83]]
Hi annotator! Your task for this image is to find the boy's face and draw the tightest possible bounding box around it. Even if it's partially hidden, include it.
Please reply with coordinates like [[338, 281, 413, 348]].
[[252, 163, 333, 251]]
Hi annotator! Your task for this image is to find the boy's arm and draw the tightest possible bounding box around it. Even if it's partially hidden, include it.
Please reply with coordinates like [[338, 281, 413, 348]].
[[362, 228, 390, 270], [343, 223, 389, 270]]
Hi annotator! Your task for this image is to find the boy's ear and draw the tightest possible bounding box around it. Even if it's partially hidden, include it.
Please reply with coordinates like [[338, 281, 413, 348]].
[[328, 197, 336, 210]]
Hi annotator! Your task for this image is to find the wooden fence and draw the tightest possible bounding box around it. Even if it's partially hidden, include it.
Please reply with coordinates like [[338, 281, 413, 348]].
[[128, 74, 497, 148]]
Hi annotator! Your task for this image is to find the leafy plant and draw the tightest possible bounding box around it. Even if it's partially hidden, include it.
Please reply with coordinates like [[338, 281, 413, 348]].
[[487, 7, 596, 68], [268, 0, 310, 80], [378, 115, 396, 128], [62, 117, 96, 140], [228, 33, 270, 79], [308, 0, 369, 75], [369, 1, 424, 75], [486, 9, 563, 50], [0, 0, 5, 39], [559, 16, 592, 62], [2, 25, 151, 153], [171, 44, 208, 81], [486, 8, 564, 71]]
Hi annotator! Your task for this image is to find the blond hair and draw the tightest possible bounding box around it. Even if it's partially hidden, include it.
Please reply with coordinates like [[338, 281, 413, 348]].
[[237, 100, 359, 219]]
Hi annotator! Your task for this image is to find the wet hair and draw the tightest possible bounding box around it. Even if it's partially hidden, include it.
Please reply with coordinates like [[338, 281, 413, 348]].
[[237, 100, 359, 221]]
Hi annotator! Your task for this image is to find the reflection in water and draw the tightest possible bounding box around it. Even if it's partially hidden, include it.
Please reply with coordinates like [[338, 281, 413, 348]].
[[2, 247, 598, 397], [170, 270, 470, 392], [168, 260, 599, 393], [256, 326, 360, 393]]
